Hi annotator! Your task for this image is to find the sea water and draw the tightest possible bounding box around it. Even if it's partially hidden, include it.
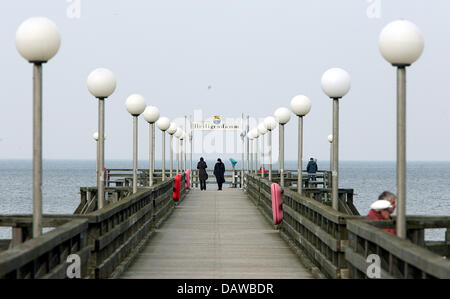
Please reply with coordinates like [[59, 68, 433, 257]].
[[0, 160, 449, 240]]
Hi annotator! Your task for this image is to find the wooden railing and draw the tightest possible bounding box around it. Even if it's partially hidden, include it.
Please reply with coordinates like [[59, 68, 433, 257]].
[[0, 216, 89, 278], [0, 174, 187, 279], [191, 169, 243, 188], [83, 174, 186, 278], [345, 217, 450, 278], [76, 187, 133, 214], [245, 174, 360, 278], [105, 168, 188, 187]]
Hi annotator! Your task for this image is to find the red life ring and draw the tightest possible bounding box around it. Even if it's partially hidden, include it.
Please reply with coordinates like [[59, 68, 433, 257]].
[[271, 183, 283, 225], [173, 174, 181, 201], [185, 169, 190, 190]]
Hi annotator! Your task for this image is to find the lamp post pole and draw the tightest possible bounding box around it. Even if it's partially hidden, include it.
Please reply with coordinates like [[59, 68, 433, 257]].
[[162, 130, 166, 181], [133, 116, 139, 193], [190, 115, 193, 175], [332, 98, 339, 210], [250, 139, 253, 174], [268, 130, 272, 181], [170, 134, 174, 177], [149, 122, 154, 187], [261, 134, 265, 178], [246, 116, 250, 173], [254, 137, 258, 175], [297, 116, 303, 194], [279, 124, 285, 187], [397, 66, 407, 238], [33, 63, 43, 237]]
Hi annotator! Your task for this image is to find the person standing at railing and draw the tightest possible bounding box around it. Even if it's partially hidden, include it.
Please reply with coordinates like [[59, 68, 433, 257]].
[[366, 198, 396, 235], [306, 157, 318, 187], [214, 158, 226, 191], [377, 191, 397, 215], [197, 157, 208, 191]]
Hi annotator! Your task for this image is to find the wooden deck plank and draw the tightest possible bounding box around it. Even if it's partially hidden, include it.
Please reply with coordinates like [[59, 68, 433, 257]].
[[121, 189, 313, 279]]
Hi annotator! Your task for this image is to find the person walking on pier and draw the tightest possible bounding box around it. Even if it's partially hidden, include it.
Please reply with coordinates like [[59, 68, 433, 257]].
[[214, 158, 226, 191], [306, 157, 318, 187], [197, 157, 208, 191]]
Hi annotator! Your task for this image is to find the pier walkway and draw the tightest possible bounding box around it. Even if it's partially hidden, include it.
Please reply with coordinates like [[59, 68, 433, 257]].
[[121, 189, 313, 279]]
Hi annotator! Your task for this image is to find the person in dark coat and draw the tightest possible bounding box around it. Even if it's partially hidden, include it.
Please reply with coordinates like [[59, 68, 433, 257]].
[[306, 157, 318, 182], [197, 157, 208, 190], [213, 158, 226, 191]]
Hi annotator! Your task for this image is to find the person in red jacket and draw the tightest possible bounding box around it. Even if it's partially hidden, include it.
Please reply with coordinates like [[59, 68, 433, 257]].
[[366, 199, 396, 235]]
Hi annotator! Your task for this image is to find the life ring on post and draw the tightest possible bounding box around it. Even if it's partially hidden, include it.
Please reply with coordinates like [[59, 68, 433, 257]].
[[271, 183, 283, 225], [173, 174, 181, 202], [185, 169, 190, 190]]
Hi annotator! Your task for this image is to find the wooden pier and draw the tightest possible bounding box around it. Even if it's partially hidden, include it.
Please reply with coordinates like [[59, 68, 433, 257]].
[[121, 189, 312, 279], [0, 171, 449, 279]]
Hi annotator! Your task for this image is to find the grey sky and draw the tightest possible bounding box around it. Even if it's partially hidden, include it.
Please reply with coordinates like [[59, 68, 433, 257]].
[[0, 0, 449, 161]]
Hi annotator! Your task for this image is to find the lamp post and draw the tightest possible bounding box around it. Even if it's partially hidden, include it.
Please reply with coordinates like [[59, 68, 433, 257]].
[[291, 95, 312, 195], [93, 132, 107, 175], [16, 17, 61, 238], [190, 115, 193, 179], [250, 128, 259, 175], [167, 122, 177, 177], [248, 130, 254, 174], [258, 123, 268, 178], [246, 116, 250, 174], [321, 68, 351, 210], [157, 117, 170, 181], [143, 106, 160, 187], [264, 116, 277, 181], [174, 128, 183, 174], [180, 131, 186, 172], [328, 135, 333, 172], [87, 68, 116, 211], [379, 20, 424, 239], [125, 94, 147, 193], [274, 108, 291, 187], [184, 116, 187, 171]]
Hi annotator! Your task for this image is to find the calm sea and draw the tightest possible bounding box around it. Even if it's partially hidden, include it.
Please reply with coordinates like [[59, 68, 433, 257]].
[[0, 160, 449, 240]]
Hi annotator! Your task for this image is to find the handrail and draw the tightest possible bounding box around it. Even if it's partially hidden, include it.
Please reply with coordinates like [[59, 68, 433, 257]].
[[345, 219, 450, 278], [0, 218, 89, 279], [245, 173, 361, 278]]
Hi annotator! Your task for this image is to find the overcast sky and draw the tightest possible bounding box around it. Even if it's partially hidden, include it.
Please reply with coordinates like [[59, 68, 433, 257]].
[[1, 0, 449, 161]]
